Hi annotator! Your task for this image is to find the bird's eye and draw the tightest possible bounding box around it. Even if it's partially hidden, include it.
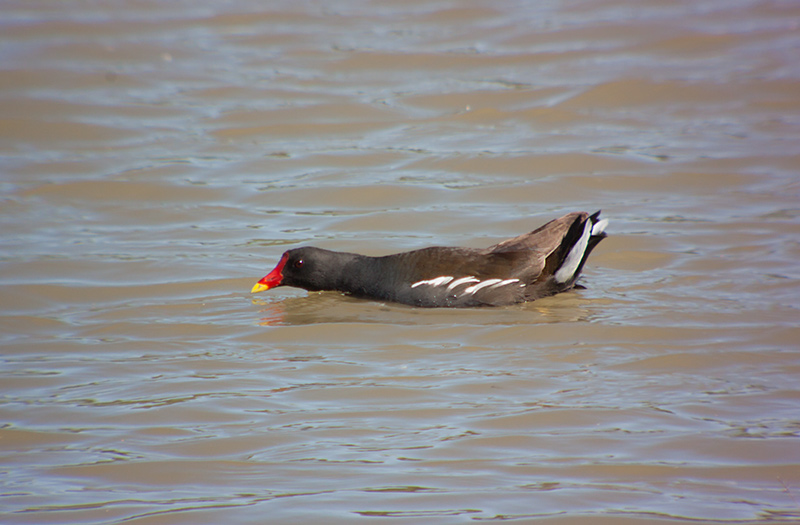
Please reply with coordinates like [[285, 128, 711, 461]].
[[294, 259, 304, 269]]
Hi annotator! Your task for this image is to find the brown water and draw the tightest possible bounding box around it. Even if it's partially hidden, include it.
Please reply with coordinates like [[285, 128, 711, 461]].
[[2, 1, 800, 523]]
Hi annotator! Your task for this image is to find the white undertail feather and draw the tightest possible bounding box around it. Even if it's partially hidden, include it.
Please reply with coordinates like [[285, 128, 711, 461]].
[[554, 218, 592, 283], [592, 218, 608, 236]]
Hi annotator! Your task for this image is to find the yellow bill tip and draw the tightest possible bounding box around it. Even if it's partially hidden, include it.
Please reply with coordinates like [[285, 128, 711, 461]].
[[251, 282, 270, 294]]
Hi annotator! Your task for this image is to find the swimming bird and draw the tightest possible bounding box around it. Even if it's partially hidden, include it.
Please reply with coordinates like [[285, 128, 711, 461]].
[[251, 211, 607, 307]]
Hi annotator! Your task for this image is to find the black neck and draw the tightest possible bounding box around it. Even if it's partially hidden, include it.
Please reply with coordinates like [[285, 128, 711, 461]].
[[333, 252, 390, 299]]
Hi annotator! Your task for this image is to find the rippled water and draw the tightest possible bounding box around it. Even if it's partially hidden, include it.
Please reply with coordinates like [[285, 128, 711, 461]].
[[2, 0, 800, 523]]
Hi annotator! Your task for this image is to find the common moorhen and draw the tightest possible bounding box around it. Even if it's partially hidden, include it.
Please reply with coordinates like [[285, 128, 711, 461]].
[[251, 211, 607, 307]]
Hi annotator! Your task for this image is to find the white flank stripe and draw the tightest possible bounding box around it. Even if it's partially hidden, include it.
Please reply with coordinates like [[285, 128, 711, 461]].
[[412, 275, 523, 295], [446, 276, 480, 291], [462, 279, 502, 295], [411, 276, 454, 288], [555, 219, 592, 283], [490, 278, 520, 289], [592, 218, 609, 236]]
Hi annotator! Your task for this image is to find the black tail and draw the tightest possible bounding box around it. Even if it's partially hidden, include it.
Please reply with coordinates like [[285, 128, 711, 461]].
[[553, 211, 608, 284]]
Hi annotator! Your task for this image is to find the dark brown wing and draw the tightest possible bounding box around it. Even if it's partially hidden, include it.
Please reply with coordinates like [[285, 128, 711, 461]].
[[484, 212, 589, 283], [391, 246, 519, 282], [375, 212, 602, 307], [486, 212, 587, 254]]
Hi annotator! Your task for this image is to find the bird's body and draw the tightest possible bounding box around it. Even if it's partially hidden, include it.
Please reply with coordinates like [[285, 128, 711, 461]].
[[251, 211, 608, 308]]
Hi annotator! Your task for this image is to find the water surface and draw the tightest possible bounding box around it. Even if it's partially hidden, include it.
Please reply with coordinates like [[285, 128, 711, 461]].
[[2, 0, 800, 523]]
